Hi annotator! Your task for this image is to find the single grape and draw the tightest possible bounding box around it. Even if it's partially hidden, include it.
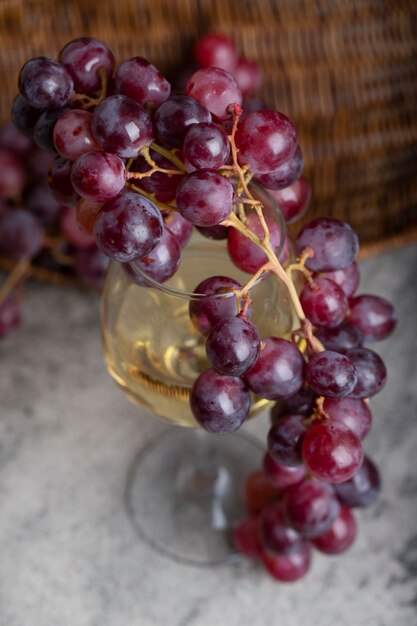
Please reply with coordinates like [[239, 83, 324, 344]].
[[244, 470, 280, 515], [312, 506, 356, 555], [0, 122, 34, 157], [234, 56, 262, 97], [258, 501, 303, 555], [33, 107, 71, 153], [71, 151, 126, 202], [261, 543, 312, 582], [345, 347, 387, 398], [124, 227, 181, 286], [194, 33, 237, 73], [115, 56, 171, 107], [334, 456, 380, 508], [232, 517, 262, 560], [0, 150, 26, 198], [283, 478, 340, 537], [323, 397, 372, 440], [189, 275, 243, 336], [154, 95, 211, 148], [270, 388, 317, 422], [347, 294, 397, 341], [60, 206, 95, 249], [0, 208, 43, 259], [183, 122, 230, 169], [263, 452, 306, 489], [53, 109, 101, 161], [11, 94, 40, 137], [320, 261, 360, 298], [296, 217, 359, 272], [75, 198, 103, 235], [302, 422, 364, 483], [0, 293, 22, 338], [266, 176, 311, 224], [163, 211, 192, 248], [91, 95, 153, 158], [315, 322, 363, 354], [58, 37, 115, 93], [235, 110, 298, 174], [300, 277, 349, 328], [206, 315, 260, 376], [255, 146, 303, 190], [48, 156, 80, 207], [190, 368, 250, 434], [73, 246, 109, 288], [227, 212, 285, 274], [243, 337, 305, 400], [176, 169, 233, 227], [305, 350, 358, 398], [267, 414, 308, 467], [25, 181, 63, 226], [18, 57, 73, 109], [186, 67, 242, 120]]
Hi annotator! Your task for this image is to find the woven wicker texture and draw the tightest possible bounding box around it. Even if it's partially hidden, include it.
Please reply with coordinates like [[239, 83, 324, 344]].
[[1, 0, 416, 245]]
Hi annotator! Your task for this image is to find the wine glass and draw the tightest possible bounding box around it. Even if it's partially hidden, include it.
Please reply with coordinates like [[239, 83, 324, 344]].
[[101, 185, 295, 565]]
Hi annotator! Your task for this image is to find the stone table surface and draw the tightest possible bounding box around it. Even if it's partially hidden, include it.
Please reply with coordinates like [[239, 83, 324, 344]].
[[1, 243, 417, 626]]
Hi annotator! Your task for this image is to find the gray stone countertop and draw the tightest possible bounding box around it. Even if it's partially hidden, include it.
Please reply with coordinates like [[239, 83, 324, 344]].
[[1, 243, 417, 626]]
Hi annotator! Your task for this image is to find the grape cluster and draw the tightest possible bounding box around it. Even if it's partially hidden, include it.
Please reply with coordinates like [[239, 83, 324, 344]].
[[7, 33, 397, 583]]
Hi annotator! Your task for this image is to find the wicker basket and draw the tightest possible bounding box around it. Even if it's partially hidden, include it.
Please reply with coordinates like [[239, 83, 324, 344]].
[[1, 0, 416, 249]]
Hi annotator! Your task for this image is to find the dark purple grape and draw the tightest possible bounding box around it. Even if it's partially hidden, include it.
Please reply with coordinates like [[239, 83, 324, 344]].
[[283, 479, 340, 538], [320, 261, 360, 298], [323, 397, 372, 440], [115, 56, 170, 107], [196, 224, 228, 240], [189, 275, 242, 336], [59, 37, 115, 93], [25, 181, 64, 226], [255, 147, 303, 190], [302, 422, 364, 483], [48, 156, 80, 207], [190, 368, 250, 433], [73, 246, 109, 288], [315, 322, 363, 354], [0, 150, 26, 198], [334, 456, 380, 508], [18, 57, 73, 109], [11, 94, 40, 137], [71, 151, 126, 202], [300, 277, 349, 328], [243, 338, 305, 400], [227, 212, 285, 274], [186, 67, 242, 120], [176, 169, 233, 227], [0, 121, 33, 157], [234, 56, 262, 97], [163, 211, 192, 248], [206, 316, 260, 376], [154, 95, 211, 148], [345, 347, 387, 398], [93, 190, 163, 262], [296, 218, 359, 272], [0, 293, 22, 338], [347, 294, 397, 341], [183, 122, 230, 169], [33, 107, 71, 153], [92, 95, 153, 158], [235, 110, 298, 174], [267, 414, 308, 467], [123, 227, 181, 286], [312, 506, 356, 554], [270, 388, 317, 423], [53, 109, 100, 160], [261, 542, 311, 582], [266, 176, 311, 224], [258, 501, 303, 555], [0, 208, 43, 259], [263, 453, 306, 489], [194, 33, 237, 73], [305, 350, 358, 398]]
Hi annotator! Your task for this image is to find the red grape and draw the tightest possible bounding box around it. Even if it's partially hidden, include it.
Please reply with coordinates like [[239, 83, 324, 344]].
[[312, 506, 356, 555], [347, 294, 397, 341], [115, 57, 171, 107], [71, 151, 126, 202], [176, 169, 233, 227], [206, 316, 260, 376], [296, 218, 359, 272], [305, 350, 358, 398], [59, 37, 115, 93], [186, 67, 242, 120], [300, 277, 349, 328], [283, 478, 340, 537], [261, 543, 312, 582], [18, 57, 73, 109]]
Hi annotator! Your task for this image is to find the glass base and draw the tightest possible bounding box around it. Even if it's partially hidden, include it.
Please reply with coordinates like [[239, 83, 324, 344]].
[[125, 427, 264, 566]]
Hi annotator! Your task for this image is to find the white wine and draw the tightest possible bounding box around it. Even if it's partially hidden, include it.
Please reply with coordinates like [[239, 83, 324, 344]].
[[101, 234, 295, 427]]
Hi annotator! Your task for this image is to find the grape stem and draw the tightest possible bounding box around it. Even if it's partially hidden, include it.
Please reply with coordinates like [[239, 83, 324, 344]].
[[149, 143, 188, 172], [43, 236, 74, 266], [126, 147, 184, 180], [0, 257, 30, 304], [125, 182, 175, 213]]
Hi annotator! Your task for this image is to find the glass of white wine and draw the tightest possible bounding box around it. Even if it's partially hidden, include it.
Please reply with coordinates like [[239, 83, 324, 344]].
[[101, 185, 294, 565]]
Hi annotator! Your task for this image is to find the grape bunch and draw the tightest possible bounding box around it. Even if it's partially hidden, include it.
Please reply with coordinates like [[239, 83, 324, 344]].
[[7, 33, 396, 582]]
